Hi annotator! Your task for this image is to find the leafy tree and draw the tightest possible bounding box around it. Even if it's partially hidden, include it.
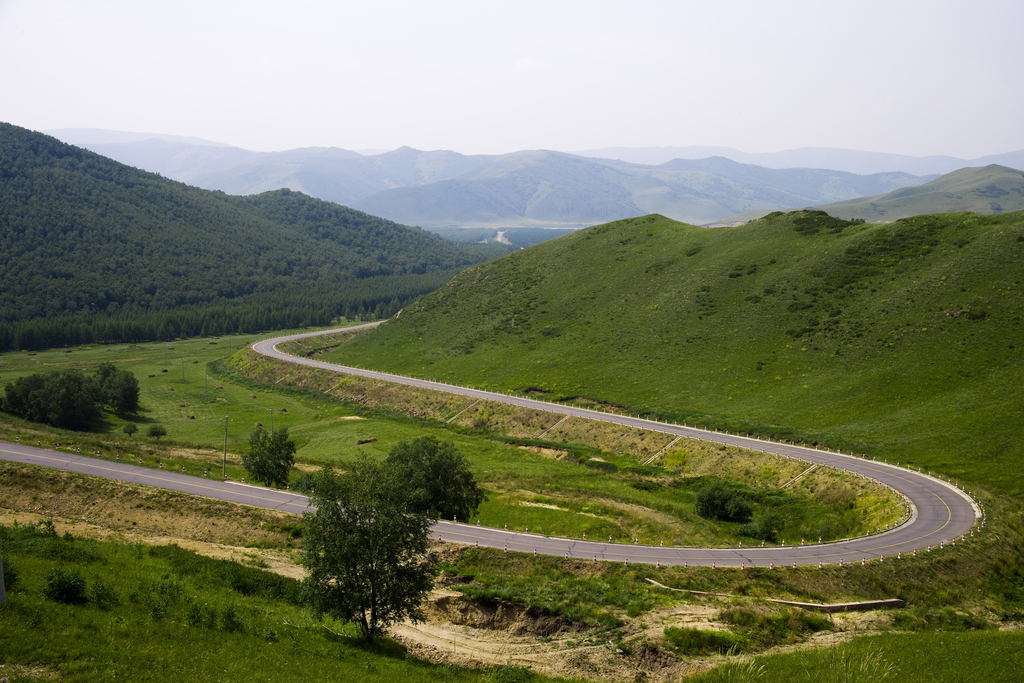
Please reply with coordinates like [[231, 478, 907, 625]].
[[242, 426, 297, 488], [385, 436, 486, 521], [302, 459, 434, 643], [96, 362, 140, 416], [147, 425, 167, 440], [2, 373, 48, 423], [123, 423, 138, 438]]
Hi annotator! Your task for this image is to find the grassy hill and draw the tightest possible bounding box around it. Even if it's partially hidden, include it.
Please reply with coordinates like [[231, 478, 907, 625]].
[[817, 164, 1024, 221], [0, 123, 489, 350], [321, 210, 1024, 495]]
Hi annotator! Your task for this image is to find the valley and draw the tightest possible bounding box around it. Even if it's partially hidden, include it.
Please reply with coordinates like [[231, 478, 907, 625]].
[[2, 125, 1023, 681]]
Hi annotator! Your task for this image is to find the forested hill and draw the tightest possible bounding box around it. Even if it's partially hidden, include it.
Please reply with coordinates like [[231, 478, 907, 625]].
[[0, 123, 488, 350]]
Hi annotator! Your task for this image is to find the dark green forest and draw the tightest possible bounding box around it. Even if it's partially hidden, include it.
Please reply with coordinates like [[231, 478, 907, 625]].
[[0, 123, 488, 350]]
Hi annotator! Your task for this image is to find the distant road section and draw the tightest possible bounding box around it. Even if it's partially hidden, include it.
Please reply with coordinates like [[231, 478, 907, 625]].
[[0, 325, 983, 567]]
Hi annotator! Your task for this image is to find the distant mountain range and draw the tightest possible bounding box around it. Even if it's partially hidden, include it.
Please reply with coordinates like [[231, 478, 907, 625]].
[[574, 145, 1024, 177], [46, 128, 950, 227], [348, 153, 932, 227]]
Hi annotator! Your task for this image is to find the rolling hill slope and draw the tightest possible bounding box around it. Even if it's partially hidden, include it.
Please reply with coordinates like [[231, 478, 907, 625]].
[[320, 210, 1024, 495], [0, 123, 488, 349], [816, 165, 1024, 221]]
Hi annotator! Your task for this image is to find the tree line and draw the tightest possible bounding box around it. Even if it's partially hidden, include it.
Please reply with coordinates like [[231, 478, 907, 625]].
[[0, 280, 441, 352], [1, 362, 139, 429]]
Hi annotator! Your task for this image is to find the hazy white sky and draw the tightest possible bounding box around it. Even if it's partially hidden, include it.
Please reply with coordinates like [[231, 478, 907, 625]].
[[1, 0, 1021, 157]]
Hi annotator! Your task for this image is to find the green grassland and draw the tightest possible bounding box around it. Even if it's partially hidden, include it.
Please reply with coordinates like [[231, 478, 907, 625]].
[[0, 520, 555, 683], [819, 164, 1024, 222], [317, 210, 1024, 496], [0, 333, 897, 547], [691, 630, 1024, 683]]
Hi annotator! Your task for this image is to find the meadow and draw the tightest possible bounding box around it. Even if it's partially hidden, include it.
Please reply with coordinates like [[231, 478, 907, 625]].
[[690, 630, 1024, 683], [0, 331, 898, 547]]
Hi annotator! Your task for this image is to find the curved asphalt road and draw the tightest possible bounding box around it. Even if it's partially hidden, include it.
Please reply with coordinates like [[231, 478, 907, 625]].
[[0, 324, 983, 567]]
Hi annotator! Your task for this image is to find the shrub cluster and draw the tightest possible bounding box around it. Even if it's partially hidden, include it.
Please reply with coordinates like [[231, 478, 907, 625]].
[[694, 482, 752, 523], [41, 566, 88, 604]]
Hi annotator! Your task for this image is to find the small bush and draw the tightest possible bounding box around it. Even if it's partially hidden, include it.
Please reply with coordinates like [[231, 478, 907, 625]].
[[88, 579, 119, 609], [220, 604, 243, 632], [290, 472, 315, 493], [0, 521, 102, 564], [720, 608, 758, 627], [664, 626, 745, 656], [130, 576, 182, 620], [695, 483, 752, 523], [184, 602, 218, 628], [42, 566, 88, 604], [742, 511, 785, 542], [491, 662, 535, 682], [1, 557, 18, 591]]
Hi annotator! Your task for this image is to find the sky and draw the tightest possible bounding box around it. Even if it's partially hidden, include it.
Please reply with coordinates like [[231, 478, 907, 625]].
[[1, 0, 1021, 158]]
